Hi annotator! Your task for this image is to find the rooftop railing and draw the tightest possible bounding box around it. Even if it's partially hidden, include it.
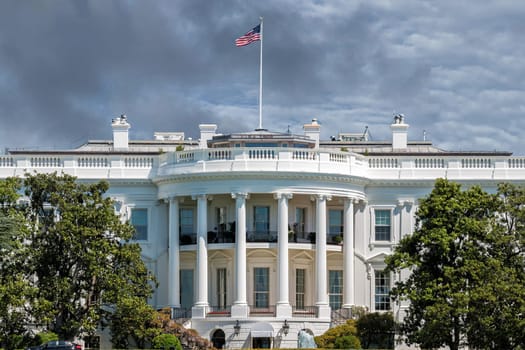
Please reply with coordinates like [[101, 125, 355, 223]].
[[2, 150, 525, 181]]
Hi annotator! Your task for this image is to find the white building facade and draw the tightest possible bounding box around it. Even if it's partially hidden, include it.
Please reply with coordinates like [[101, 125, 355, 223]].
[[1, 114, 524, 349]]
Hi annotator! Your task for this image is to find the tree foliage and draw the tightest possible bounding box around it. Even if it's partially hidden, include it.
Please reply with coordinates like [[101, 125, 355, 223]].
[[356, 312, 395, 349], [0, 179, 34, 350], [109, 296, 159, 349], [22, 172, 156, 340], [0, 173, 157, 347], [386, 179, 525, 350]]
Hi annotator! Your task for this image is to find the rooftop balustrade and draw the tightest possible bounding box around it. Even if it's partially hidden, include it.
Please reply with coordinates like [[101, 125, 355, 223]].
[[1, 149, 525, 181]]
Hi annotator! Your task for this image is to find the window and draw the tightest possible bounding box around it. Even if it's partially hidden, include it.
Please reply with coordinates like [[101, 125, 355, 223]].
[[254, 206, 270, 233], [131, 208, 148, 240], [180, 269, 194, 309], [254, 267, 270, 308], [180, 208, 194, 234], [375, 209, 391, 241], [216, 207, 227, 233], [295, 208, 306, 235], [329, 209, 343, 234], [375, 270, 391, 311], [217, 268, 227, 309], [329, 270, 343, 310], [296, 269, 305, 309]]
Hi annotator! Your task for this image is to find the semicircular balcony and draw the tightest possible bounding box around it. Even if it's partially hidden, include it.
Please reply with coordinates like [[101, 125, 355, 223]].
[[157, 147, 367, 179]]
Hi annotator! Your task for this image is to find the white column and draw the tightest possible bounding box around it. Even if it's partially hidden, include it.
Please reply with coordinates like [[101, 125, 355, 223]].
[[315, 194, 331, 318], [275, 192, 292, 317], [342, 198, 355, 308], [192, 194, 209, 318], [231, 192, 249, 318], [167, 197, 181, 308]]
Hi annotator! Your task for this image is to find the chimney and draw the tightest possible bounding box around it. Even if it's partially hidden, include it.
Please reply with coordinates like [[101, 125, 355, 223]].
[[303, 118, 321, 148], [199, 124, 217, 149], [112, 114, 130, 151], [391, 114, 409, 150]]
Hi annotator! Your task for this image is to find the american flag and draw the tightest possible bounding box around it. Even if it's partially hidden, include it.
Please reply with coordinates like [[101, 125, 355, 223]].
[[235, 24, 261, 47]]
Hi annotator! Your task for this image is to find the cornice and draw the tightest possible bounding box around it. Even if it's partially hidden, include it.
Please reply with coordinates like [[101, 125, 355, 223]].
[[153, 171, 370, 187]]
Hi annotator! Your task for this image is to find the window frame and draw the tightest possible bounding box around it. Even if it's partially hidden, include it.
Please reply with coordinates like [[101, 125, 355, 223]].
[[295, 268, 306, 310], [253, 267, 270, 309], [130, 207, 148, 241], [328, 269, 343, 310], [253, 205, 270, 233], [374, 269, 391, 311], [180, 207, 195, 235], [370, 206, 395, 247]]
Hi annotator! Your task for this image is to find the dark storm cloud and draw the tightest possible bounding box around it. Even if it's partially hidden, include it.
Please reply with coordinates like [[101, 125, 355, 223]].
[[1, 0, 524, 154]]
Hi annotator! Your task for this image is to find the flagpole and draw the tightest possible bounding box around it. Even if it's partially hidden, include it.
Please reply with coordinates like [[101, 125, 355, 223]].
[[258, 16, 264, 130]]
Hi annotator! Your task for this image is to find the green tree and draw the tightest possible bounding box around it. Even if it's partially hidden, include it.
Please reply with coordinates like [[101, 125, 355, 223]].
[[464, 183, 525, 349], [386, 179, 525, 350], [356, 312, 395, 349], [23, 173, 156, 340], [0, 178, 34, 350], [109, 296, 159, 349]]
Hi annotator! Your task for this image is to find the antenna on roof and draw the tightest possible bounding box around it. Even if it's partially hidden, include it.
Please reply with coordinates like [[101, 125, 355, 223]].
[[362, 126, 369, 141]]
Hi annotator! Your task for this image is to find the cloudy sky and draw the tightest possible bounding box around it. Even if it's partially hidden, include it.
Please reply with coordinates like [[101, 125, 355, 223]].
[[1, 0, 524, 154]]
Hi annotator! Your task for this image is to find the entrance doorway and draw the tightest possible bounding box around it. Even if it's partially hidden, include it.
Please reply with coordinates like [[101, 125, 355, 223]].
[[211, 329, 225, 349], [252, 337, 272, 348]]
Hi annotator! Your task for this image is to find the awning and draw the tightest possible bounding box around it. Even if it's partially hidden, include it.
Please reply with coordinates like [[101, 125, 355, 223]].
[[250, 322, 274, 338]]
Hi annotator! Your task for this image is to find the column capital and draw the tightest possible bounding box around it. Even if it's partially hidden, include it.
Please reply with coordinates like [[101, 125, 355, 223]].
[[311, 194, 332, 202], [191, 194, 208, 201], [273, 192, 293, 200], [342, 196, 361, 204], [163, 195, 182, 204], [352, 197, 363, 204], [231, 192, 249, 200], [397, 198, 415, 207]]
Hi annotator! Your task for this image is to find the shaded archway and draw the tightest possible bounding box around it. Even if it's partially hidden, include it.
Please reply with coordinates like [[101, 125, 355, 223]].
[[211, 329, 225, 349]]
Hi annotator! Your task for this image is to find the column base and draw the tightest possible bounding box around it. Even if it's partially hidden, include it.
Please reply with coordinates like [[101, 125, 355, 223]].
[[275, 303, 292, 318], [191, 304, 209, 319], [230, 303, 249, 318], [340, 305, 355, 319], [316, 304, 331, 319]]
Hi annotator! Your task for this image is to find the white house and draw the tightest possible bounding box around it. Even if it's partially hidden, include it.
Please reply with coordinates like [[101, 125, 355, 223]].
[[1, 114, 524, 349]]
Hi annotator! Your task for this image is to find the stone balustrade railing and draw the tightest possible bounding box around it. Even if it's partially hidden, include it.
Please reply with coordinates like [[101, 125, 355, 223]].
[[1, 150, 525, 181]]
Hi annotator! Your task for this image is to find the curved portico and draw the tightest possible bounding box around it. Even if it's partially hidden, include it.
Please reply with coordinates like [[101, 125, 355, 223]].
[[156, 169, 366, 321]]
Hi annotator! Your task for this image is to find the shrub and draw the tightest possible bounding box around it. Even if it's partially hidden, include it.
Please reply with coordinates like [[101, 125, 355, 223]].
[[35, 331, 59, 345], [315, 319, 361, 349], [152, 333, 182, 350], [334, 334, 361, 349]]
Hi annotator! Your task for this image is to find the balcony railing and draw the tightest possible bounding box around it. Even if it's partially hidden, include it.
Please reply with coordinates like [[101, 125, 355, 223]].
[[292, 305, 317, 318], [171, 307, 192, 322], [179, 231, 344, 245], [207, 305, 231, 317], [247, 231, 277, 242], [180, 233, 197, 245], [207, 231, 235, 243], [249, 305, 276, 317]]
